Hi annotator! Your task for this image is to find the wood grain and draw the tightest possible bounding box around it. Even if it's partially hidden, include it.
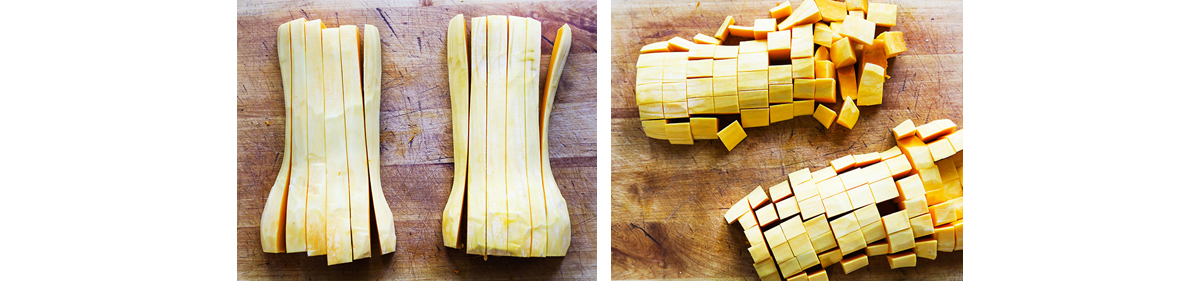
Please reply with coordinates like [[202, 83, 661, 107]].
[[610, 0, 962, 280], [237, 0, 598, 279]]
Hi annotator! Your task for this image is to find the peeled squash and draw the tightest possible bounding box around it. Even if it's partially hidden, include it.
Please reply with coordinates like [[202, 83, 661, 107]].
[[441, 14, 574, 258], [260, 18, 395, 266]]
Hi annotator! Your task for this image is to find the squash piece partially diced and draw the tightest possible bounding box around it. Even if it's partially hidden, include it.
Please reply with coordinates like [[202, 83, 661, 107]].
[[813, 0, 847, 22], [693, 33, 721, 45], [779, 0, 822, 30], [893, 119, 917, 139], [934, 224, 955, 252], [688, 44, 716, 60], [841, 252, 869, 274], [769, 65, 794, 85], [767, 30, 792, 61], [928, 138, 956, 161], [667, 37, 694, 52], [713, 76, 737, 96], [793, 78, 815, 99], [887, 251, 917, 268], [831, 37, 856, 69], [878, 31, 907, 57], [866, 241, 890, 256], [741, 107, 771, 128], [792, 58, 815, 79], [857, 62, 885, 106], [635, 83, 662, 105], [910, 213, 934, 238], [714, 45, 740, 59], [770, 1, 794, 19], [854, 152, 881, 167], [896, 174, 925, 201], [739, 89, 769, 108], [754, 18, 778, 40], [665, 122, 693, 143], [728, 25, 755, 38], [641, 41, 670, 53], [815, 60, 835, 79], [813, 78, 836, 103], [898, 136, 935, 170], [661, 81, 687, 102], [846, 185, 874, 209], [836, 66, 857, 100], [839, 16, 876, 45], [914, 237, 937, 260], [822, 192, 853, 217], [686, 59, 714, 79], [836, 97, 860, 129], [690, 117, 719, 140], [717, 121, 747, 151], [714, 16, 735, 41], [868, 3, 898, 27], [769, 84, 792, 105], [881, 146, 902, 160], [885, 155, 913, 178], [713, 59, 738, 77], [770, 103, 794, 123], [813, 22, 836, 47], [830, 155, 856, 173], [793, 100, 815, 117], [714, 95, 740, 114], [887, 228, 915, 253], [738, 52, 770, 72], [642, 119, 669, 140], [813, 104, 837, 128]]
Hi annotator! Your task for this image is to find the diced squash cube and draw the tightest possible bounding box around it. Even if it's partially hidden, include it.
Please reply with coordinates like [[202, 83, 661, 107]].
[[690, 117, 719, 140], [817, 248, 843, 268], [661, 82, 687, 102], [900, 197, 928, 217], [884, 155, 913, 178], [839, 168, 866, 189], [665, 122, 692, 140], [714, 45, 739, 59], [881, 209, 909, 234], [830, 213, 861, 238], [936, 159, 959, 182], [917, 167, 943, 192], [778, 256, 804, 277], [714, 95, 740, 114], [793, 247, 820, 271], [739, 40, 769, 53], [739, 210, 760, 230], [811, 166, 837, 183], [769, 65, 793, 85], [637, 52, 666, 68], [641, 41, 670, 53], [771, 1, 794, 19], [898, 136, 936, 170], [914, 237, 937, 260], [788, 168, 812, 186], [878, 31, 907, 57], [944, 179, 962, 199], [779, 0, 822, 30], [830, 37, 857, 69], [797, 195, 825, 220], [714, 16, 735, 41], [793, 78, 816, 99], [748, 185, 770, 209], [846, 186, 874, 209], [930, 201, 957, 226], [688, 97, 716, 116], [779, 213, 806, 238], [887, 228, 915, 253], [813, 78, 836, 103], [813, 22, 835, 47], [793, 100, 816, 116], [859, 39, 888, 77], [749, 242, 771, 263], [880, 146, 902, 160], [635, 83, 662, 105], [910, 213, 934, 238], [868, 177, 899, 203], [887, 251, 917, 268], [693, 33, 721, 45], [830, 155, 856, 173], [815, 175, 844, 198], [861, 220, 887, 243], [815, 46, 829, 61], [769, 180, 794, 202], [812, 104, 837, 129], [867, 3, 898, 27], [688, 44, 716, 60], [791, 38, 814, 60], [765, 223, 789, 248], [934, 224, 955, 252], [738, 70, 769, 91], [821, 192, 853, 217], [954, 220, 963, 251], [754, 18, 778, 40], [767, 30, 792, 60], [813, 0, 846, 21], [738, 53, 769, 73], [686, 77, 713, 98], [808, 269, 828, 281], [739, 90, 770, 108], [866, 241, 890, 256], [717, 121, 747, 151], [945, 130, 964, 152], [725, 196, 751, 223], [728, 25, 755, 38], [713, 75, 737, 96], [839, 16, 876, 45], [636, 65, 663, 85], [814, 60, 835, 79], [841, 252, 869, 274], [745, 225, 766, 246], [896, 174, 925, 201], [853, 152, 880, 167], [915, 122, 950, 142], [803, 215, 832, 237], [788, 232, 814, 255], [667, 37, 694, 52], [892, 119, 917, 139], [857, 62, 885, 106], [836, 97, 859, 129], [770, 103, 795, 123], [757, 202, 782, 227], [792, 58, 815, 79], [686, 59, 714, 78], [928, 138, 956, 161], [742, 107, 771, 128], [836, 230, 867, 254]]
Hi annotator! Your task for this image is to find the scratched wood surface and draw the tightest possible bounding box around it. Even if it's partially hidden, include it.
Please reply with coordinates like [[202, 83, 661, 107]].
[[237, 0, 598, 279], [611, 0, 963, 280]]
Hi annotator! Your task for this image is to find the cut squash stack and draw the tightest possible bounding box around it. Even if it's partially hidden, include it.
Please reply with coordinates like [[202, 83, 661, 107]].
[[440, 14, 575, 258], [636, 0, 909, 150], [723, 118, 962, 280], [259, 18, 397, 266]]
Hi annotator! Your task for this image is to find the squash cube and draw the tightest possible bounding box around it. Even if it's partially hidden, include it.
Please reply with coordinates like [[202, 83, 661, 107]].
[[713, 75, 737, 96], [757, 203, 781, 227], [717, 121, 747, 151], [770, 103, 795, 123], [841, 252, 869, 274], [815, 46, 829, 61], [738, 52, 770, 72], [665, 122, 692, 140], [769, 65, 793, 85], [749, 242, 771, 263], [713, 59, 738, 77], [900, 197, 928, 217], [836, 230, 866, 254], [797, 195, 825, 220], [898, 136, 935, 169], [753, 18, 778, 40], [687, 97, 715, 115], [815, 175, 845, 198], [914, 237, 937, 260], [884, 154, 913, 178], [830, 37, 857, 69], [693, 33, 721, 46], [640, 41, 670, 53], [861, 162, 890, 183], [788, 232, 814, 255], [887, 251, 917, 268], [857, 62, 885, 106], [836, 97, 860, 129], [767, 30, 792, 60], [638, 103, 664, 120], [866, 241, 890, 256], [635, 83, 663, 105], [791, 58, 815, 79], [793, 100, 816, 116], [861, 220, 887, 243], [830, 213, 861, 238], [910, 213, 934, 238], [779, 0, 822, 30], [714, 45, 739, 59], [714, 16, 735, 41], [776, 196, 802, 220], [739, 90, 769, 109], [745, 224, 766, 246], [686, 77, 713, 98], [728, 25, 755, 39], [821, 192, 853, 217], [770, 1, 794, 19], [817, 248, 843, 268], [812, 104, 837, 129], [814, 78, 836, 103], [686, 59, 714, 78], [880, 146, 902, 160], [892, 119, 917, 139], [887, 228, 915, 253], [868, 177, 899, 203], [793, 78, 816, 99], [830, 155, 856, 173], [642, 119, 668, 140], [878, 31, 907, 57], [815, 60, 835, 79], [813, 0, 846, 22], [714, 95, 740, 114], [934, 224, 955, 252], [738, 70, 769, 91], [813, 22, 836, 47], [881, 209, 910, 234], [741, 107, 771, 128], [853, 152, 881, 167], [791, 38, 814, 59], [690, 117, 719, 139], [788, 168, 813, 187], [839, 16, 876, 45], [867, 3, 898, 27], [846, 185, 874, 209], [928, 138, 956, 161], [667, 37, 694, 52]]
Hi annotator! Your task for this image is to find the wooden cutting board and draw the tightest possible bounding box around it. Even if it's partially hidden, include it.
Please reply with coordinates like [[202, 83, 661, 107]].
[[236, 0, 598, 279], [611, 0, 963, 279]]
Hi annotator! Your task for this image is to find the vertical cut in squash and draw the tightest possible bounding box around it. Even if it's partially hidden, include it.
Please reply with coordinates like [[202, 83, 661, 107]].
[[464, 17, 490, 256], [261, 19, 296, 253], [504, 16, 532, 257], [338, 24, 372, 260], [363, 24, 396, 255], [542, 24, 574, 256], [320, 26, 352, 265], [303, 19, 328, 257], [284, 18, 310, 253], [484, 15, 510, 257], [525, 18, 548, 258], [442, 14, 469, 250]]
